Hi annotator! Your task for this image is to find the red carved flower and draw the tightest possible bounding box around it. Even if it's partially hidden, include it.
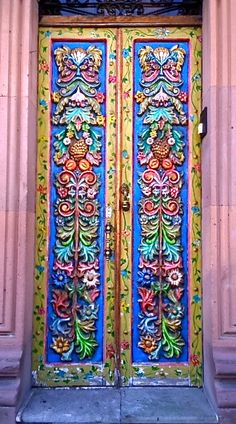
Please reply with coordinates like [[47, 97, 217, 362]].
[[138, 287, 155, 314], [51, 290, 71, 318], [40, 61, 49, 72], [106, 344, 115, 359], [37, 184, 47, 195], [190, 354, 200, 366], [121, 341, 129, 351], [95, 92, 105, 103]]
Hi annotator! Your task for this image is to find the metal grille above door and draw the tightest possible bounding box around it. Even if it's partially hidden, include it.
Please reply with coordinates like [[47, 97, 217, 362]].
[[38, 0, 202, 16]]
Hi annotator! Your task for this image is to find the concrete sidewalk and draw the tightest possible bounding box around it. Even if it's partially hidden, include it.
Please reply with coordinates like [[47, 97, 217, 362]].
[[18, 387, 218, 424]]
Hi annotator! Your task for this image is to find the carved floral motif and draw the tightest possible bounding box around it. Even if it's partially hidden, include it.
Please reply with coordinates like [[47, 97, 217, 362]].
[[50, 45, 105, 361], [135, 45, 187, 359]]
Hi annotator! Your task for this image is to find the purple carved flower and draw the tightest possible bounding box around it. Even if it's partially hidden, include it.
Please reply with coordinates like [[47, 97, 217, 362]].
[[52, 270, 70, 287], [138, 268, 155, 287]]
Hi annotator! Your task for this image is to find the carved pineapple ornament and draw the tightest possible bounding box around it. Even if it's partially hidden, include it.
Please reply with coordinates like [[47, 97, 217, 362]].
[[69, 138, 88, 163], [151, 136, 170, 160]]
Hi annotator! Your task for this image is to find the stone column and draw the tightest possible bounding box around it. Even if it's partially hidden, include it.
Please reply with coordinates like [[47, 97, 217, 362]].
[[202, 1, 236, 422], [0, 1, 38, 423]]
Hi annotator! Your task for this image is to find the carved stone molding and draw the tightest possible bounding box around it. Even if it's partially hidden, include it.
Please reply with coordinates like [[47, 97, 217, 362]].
[[203, 0, 236, 422], [0, 0, 38, 423]]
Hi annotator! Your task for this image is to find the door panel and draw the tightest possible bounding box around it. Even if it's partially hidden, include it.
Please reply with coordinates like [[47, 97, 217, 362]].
[[34, 27, 118, 386], [33, 25, 202, 387], [119, 28, 202, 386]]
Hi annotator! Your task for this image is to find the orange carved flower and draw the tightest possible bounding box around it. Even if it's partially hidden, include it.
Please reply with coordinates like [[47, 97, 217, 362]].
[[135, 91, 145, 103], [138, 335, 157, 353], [51, 337, 70, 354]]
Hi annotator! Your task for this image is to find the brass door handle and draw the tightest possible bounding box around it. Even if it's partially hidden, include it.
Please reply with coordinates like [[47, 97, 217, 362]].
[[121, 183, 130, 211]]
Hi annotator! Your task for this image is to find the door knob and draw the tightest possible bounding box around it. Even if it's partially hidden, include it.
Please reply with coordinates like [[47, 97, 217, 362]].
[[121, 183, 130, 211]]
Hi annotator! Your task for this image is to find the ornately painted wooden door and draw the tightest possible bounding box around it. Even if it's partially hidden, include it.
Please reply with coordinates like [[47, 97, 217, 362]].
[[33, 25, 202, 387]]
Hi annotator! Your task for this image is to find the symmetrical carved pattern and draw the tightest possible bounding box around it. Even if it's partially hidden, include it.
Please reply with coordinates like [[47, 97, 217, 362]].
[[135, 45, 187, 359], [50, 44, 105, 361], [39, 0, 202, 17]]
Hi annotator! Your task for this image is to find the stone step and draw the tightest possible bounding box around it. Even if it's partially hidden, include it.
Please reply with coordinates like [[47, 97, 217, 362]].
[[18, 387, 218, 424]]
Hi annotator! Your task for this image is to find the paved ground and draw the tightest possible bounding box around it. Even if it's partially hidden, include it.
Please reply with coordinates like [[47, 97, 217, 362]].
[[18, 387, 218, 424]]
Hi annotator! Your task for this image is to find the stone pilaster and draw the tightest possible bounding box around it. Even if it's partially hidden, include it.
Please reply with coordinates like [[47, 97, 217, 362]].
[[202, 1, 236, 422], [0, 1, 38, 423]]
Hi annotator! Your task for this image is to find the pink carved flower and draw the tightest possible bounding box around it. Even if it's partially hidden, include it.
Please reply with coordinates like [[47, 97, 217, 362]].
[[108, 75, 117, 83], [124, 90, 130, 99], [57, 187, 68, 198], [87, 187, 97, 199], [193, 163, 201, 172], [138, 151, 147, 165], [170, 187, 179, 198]]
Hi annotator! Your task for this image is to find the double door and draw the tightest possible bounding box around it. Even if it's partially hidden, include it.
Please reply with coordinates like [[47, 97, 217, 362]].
[[33, 24, 202, 387]]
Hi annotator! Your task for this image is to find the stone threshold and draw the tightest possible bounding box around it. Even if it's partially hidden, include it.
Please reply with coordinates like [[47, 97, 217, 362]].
[[18, 387, 218, 424]]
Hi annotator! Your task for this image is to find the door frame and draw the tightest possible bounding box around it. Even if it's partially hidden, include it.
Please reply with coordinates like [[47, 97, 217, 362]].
[[33, 15, 202, 388]]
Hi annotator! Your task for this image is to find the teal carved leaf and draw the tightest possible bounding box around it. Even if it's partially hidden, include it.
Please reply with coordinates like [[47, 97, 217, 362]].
[[61, 106, 96, 125], [144, 106, 179, 125]]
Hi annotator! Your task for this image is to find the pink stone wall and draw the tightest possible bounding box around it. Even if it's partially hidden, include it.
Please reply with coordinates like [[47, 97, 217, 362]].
[[0, 0, 236, 423], [202, 0, 236, 422], [0, 1, 38, 423]]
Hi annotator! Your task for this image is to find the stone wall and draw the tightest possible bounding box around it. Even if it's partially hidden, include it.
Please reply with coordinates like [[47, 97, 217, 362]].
[[0, 1, 38, 423]]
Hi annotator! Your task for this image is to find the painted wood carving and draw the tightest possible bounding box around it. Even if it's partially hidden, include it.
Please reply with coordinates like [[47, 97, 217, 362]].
[[33, 26, 202, 387]]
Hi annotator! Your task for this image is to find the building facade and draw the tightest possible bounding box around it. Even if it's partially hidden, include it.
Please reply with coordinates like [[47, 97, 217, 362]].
[[0, 0, 236, 423]]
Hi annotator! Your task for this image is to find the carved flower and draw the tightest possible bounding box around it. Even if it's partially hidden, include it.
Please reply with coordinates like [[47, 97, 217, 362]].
[[95, 92, 105, 103], [40, 60, 49, 72], [138, 268, 155, 287], [166, 269, 183, 287], [83, 269, 100, 288], [52, 270, 70, 287], [138, 335, 157, 353], [52, 92, 61, 103], [170, 187, 179, 198], [97, 115, 105, 126], [106, 344, 115, 359], [51, 337, 70, 354], [57, 187, 68, 198], [135, 91, 145, 103], [121, 340, 130, 350], [178, 91, 188, 102], [66, 130, 74, 139], [87, 187, 98, 199], [190, 354, 200, 366]]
